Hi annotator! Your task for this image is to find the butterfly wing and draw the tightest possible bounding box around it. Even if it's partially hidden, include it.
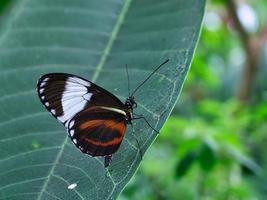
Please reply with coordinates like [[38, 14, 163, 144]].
[[37, 73, 127, 156], [68, 106, 126, 156], [37, 73, 125, 126]]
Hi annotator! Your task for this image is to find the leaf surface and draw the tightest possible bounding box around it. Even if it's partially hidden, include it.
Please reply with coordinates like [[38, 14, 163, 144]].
[[0, 0, 206, 199]]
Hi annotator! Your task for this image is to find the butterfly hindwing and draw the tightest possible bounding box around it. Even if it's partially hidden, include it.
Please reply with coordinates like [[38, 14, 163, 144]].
[[68, 106, 127, 156]]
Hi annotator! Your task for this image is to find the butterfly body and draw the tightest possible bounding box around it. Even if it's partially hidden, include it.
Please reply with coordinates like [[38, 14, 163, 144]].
[[37, 73, 136, 165]]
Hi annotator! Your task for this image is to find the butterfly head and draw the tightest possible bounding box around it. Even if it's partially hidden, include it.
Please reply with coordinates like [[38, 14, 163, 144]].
[[125, 96, 137, 109], [124, 96, 136, 123]]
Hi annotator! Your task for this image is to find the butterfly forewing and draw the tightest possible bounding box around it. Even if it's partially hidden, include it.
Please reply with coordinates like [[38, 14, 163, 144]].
[[37, 73, 124, 125], [37, 73, 92, 126], [37, 73, 128, 156]]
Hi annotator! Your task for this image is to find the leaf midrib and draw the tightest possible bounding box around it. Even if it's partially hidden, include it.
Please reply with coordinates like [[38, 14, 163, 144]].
[[91, 0, 132, 82], [36, 0, 132, 199], [36, 137, 68, 200]]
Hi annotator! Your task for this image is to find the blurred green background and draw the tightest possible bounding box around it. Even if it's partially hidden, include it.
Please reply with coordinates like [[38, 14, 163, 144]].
[[1, 0, 267, 199], [119, 0, 267, 199]]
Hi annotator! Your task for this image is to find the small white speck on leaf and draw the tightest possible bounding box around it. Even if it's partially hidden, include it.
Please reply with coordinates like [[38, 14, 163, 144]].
[[68, 183, 77, 190]]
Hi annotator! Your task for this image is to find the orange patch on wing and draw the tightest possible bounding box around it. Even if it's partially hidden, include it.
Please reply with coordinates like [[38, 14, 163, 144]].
[[79, 120, 103, 129], [79, 119, 126, 134], [84, 136, 123, 147]]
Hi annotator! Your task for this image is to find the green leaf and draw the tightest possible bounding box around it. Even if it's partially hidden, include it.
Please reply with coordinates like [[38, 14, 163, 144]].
[[0, 0, 206, 199], [199, 142, 217, 172], [225, 145, 263, 177], [176, 151, 197, 178]]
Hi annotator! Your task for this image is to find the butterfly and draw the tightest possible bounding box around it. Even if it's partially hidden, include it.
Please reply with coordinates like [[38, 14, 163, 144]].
[[37, 59, 169, 167]]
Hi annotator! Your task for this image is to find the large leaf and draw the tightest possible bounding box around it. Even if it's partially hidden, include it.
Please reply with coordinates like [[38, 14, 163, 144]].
[[0, 0, 206, 199]]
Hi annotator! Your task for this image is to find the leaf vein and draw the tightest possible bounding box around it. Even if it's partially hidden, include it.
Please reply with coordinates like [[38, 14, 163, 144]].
[[51, 174, 85, 200], [0, 146, 60, 163], [0, 130, 62, 142], [0, 164, 53, 177], [60, 163, 99, 197], [0, 177, 47, 191], [44, 191, 62, 200], [0, 112, 47, 127], [37, 137, 69, 200]]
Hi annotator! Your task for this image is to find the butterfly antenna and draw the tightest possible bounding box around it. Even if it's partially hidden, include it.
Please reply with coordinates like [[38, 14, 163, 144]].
[[130, 59, 169, 97], [125, 64, 131, 97]]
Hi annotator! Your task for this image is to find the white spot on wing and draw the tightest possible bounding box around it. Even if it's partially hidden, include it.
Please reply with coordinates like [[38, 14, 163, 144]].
[[58, 100, 84, 123], [45, 102, 50, 107], [69, 77, 91, 87], [41, 96, 45, 100], [73, 139, 77, 144], [83, 93, 92, 101], [70, 130, 74, 137], [40, 82, 46, 87], [51, 109, 56, 115], [58, 78, 88, 123], [61, 90, 87, 99], [64, 84, 87, 92], [64, 121, 69, 128], [69, 120, 75, 128], [68, 183, 77, 190], [39, 88, 44, 94], [43, 77, 49, 82]]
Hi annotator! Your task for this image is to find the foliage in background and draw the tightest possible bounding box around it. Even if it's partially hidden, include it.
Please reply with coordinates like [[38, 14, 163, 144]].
[[120, 0, 267, 199]]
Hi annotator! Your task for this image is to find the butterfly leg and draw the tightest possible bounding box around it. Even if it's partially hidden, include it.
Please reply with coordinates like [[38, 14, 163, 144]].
[[104, 154, 113, 168], [132, 114, 159, 134], [130, 123, 143, 160]]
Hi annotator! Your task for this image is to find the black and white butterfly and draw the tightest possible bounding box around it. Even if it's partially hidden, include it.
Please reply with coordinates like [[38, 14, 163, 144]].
[[37, 59, 169, 167]]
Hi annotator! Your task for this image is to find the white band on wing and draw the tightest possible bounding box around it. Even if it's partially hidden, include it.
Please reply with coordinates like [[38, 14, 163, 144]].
[[100, 106, 126, 116]]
